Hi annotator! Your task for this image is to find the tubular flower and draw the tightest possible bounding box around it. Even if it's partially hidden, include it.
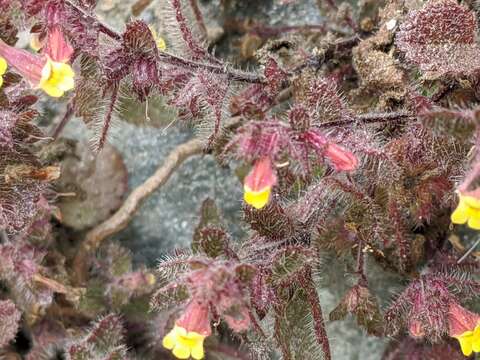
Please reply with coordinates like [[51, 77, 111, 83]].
[[163, 301, 211, 359], [0, 27, 74, 98], [451, 191, 480, 230], [0, 56, 6, 88], [39, 25, 74, 97], [448, 302, 480, 356], [244, 157, 277, 209]]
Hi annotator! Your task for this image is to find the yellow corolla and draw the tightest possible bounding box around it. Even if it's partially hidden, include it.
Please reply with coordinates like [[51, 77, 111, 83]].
[[451, 193, 480, 230], [155, 36, 167, 51], [39, 58, 74, 97], [148, 26, 167, 51], [453, 323, 480, 356], [244, 185, 271, 210], [243, 157, 277, 210], [163, 325, 206, 359], [0, 56, 7, 88]]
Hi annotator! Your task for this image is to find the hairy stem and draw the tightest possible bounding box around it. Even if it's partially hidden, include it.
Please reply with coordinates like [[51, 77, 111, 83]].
[[224, 20, 328, 38], [171, 0, 209, 59], [65, 0, 121, 41], [291, 35, 360, 74], [319, 111, 414, 129], [301, 267, 331, 360], [355, 237, 368, 285], [64, 0, 260, 83], [158, 51, 262, 83], [131, 0, 153, 16], [51, 103, 73, 139], [96, 85, 119, 151]]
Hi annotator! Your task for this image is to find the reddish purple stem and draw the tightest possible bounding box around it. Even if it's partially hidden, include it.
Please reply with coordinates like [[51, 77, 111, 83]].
[[301, 268, 331, 360]]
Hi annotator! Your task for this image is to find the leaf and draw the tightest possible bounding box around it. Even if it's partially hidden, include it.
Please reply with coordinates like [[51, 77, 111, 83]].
[[274, 288, 327, 360], [0, 242, 54, 310], [329, 284, 384, 336], [270, 247, 313, 286], [396, 0, 480, 79], [65, 314, 128, 360], [0, 107, 49, 235], [150, 283, 189, 312], [235, 263, 257, 284]]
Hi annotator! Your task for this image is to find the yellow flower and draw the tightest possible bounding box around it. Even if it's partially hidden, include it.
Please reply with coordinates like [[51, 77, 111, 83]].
[[0, 56, 7, 88], [244, 185, 271, 210], [39, 58, 74, 97], [162, 325, 206, 359], [149, 26, 167, 51], [156, 36, 167, 51], [243, 157, 277, 210], [453, 324, 480, 356], [451, 193, 480, 230]]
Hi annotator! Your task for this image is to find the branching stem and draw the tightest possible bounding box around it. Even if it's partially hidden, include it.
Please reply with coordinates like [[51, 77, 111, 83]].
[[158, 52, 262, 83], [65, 0, 121, 40], [64, 0, 262, 84], [51, 103, 73, 139], [319, 111, 414, 129]]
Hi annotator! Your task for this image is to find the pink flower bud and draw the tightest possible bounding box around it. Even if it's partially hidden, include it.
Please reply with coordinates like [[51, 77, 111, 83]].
[[304, 130, 358, 171], [324, 143, 358, 171], [304, 130, 327, 149]]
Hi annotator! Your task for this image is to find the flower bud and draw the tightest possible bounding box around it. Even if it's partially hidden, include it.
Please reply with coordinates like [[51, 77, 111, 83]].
[[324, 143, 358, 171], [304, 130, 358, 171]]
